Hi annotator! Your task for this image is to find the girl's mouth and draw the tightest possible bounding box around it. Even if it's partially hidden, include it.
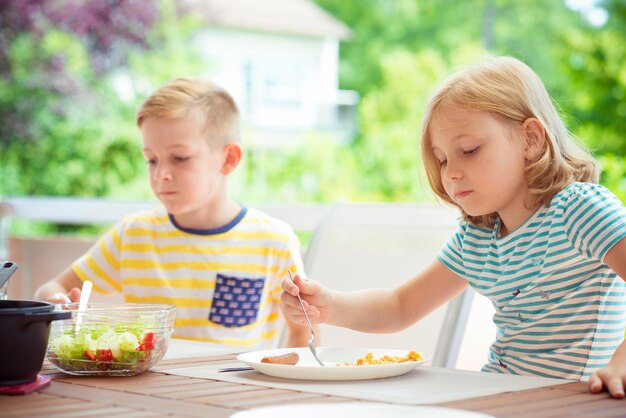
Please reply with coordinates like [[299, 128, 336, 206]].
[[455, 190, 472, 199]]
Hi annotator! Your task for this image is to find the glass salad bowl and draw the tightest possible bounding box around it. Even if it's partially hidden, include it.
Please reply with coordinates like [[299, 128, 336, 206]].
[[46, 303, 176, 376]]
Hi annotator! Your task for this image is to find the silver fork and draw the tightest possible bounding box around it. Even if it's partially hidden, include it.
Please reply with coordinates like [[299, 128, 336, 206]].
[[288, 270, 324, 367]]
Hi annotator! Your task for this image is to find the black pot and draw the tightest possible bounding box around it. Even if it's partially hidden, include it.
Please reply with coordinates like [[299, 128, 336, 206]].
[[0, 300, 72, 386]]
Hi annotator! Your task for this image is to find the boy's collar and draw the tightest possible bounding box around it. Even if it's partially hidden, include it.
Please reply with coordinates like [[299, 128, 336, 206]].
[[168, 207, 247, 235]]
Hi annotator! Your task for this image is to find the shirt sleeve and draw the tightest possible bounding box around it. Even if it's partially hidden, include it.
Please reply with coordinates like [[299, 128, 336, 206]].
[[71, 220, 125, 295], [437, 221, 469, 278], [561, 183, 626, 262]]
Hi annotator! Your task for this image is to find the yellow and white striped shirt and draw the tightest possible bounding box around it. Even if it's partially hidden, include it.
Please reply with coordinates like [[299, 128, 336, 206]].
[[72, 206, 305, 349]]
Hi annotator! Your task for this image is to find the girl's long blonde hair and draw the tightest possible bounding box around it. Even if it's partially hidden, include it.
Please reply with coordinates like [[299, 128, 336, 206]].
[[421, 56, 598, 228]]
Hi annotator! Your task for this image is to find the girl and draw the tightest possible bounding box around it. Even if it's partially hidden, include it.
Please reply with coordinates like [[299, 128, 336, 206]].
[[282, 56, 626, 398]]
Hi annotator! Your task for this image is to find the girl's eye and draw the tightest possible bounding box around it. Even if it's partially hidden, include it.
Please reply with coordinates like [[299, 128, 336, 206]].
[[174, 156, 190, 162], [439, 160, 447, 168], [463, 147, 479, 156], [146, 158, 156, 165]]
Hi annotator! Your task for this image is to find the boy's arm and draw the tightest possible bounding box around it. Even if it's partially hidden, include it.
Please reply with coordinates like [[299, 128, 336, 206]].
[[33, 267, 83, 303], [589, 236, 626, 399]]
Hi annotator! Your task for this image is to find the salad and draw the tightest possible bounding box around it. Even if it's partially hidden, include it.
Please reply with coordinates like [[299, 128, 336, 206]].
[[47, 322, 166, 375]]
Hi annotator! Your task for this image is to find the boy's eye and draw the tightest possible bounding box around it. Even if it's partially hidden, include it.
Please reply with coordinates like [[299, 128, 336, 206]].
[[173, 156, 190, 162], [146, 158, 156, 165]]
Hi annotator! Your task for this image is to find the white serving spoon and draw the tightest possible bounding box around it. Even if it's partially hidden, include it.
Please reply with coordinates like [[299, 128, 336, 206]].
[[74, 280, 93, 333]]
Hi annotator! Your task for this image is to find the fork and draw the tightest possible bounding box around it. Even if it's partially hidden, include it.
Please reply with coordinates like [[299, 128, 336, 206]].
[[288, 270, 324, 367]]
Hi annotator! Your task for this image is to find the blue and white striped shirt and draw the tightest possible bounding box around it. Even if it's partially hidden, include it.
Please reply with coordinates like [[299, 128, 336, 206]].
[[438, 182, 626, 380]]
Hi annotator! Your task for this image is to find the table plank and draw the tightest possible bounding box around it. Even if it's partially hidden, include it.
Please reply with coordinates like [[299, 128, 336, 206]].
[[2, 395, 84, 418], [4, 400, 139, 418], [46, 406, 155, 418], [438, 386, 580, 411], [482, 391, 611, 417], [171, 383, 268, 402], [42, 381, 233, 418], [138, 381, 235, 396], [437, 382, 623, 418], [187, 387, 320, 408], [53, 372, 190, 389]]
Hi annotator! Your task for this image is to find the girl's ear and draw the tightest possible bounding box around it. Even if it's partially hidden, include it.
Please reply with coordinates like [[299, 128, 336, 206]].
[[221, 143, 242, 175], [522, 118, 546, 160]]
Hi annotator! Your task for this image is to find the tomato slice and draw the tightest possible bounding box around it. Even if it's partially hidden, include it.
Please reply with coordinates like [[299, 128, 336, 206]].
[[84, 349, 96, 361], [138, 332, 156, 351], [95, 348, 115, 362]]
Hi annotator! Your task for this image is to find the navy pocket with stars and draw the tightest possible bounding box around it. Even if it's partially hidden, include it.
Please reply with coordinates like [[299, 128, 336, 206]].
[[209, 274, 265, 328]]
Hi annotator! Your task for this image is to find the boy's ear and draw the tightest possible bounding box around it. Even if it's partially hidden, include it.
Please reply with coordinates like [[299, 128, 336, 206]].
[[522, 118, 546, 159], [221, 143, 242, 175]]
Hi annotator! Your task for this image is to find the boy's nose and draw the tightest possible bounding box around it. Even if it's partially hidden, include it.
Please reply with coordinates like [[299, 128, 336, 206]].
[[153, 164, 173, 181]]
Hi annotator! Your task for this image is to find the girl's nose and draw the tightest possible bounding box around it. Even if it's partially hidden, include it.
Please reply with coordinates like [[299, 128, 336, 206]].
[[444, 162, 463, 182]]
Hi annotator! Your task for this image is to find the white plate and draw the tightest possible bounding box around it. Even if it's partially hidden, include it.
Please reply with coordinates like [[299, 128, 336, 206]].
[[231, 402, 494, 418], [236, 347, 426, 381]]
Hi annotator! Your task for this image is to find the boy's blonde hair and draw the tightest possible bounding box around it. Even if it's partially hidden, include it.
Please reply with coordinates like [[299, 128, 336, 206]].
[[136, 77, 240, 147], [421, 56, 598, 228]]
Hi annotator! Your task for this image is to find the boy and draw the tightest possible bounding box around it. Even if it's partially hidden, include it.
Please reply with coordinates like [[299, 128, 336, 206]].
[[35, 77, 309, 348]]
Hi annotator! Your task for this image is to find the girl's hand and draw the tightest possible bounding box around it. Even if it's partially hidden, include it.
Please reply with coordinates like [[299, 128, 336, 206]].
[[281, 274, 331, 325], [589, 362, 626, 399]]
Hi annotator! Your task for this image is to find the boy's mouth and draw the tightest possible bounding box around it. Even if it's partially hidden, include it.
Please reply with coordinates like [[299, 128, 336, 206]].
[[158, 191, 177, 197]]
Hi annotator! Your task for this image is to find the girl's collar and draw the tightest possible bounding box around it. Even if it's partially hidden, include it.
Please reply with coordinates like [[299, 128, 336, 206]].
[[493, 204, 547, 242]]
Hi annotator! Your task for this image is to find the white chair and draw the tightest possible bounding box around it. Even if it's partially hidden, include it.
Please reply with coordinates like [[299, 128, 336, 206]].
[[302, 202, 474, 368]]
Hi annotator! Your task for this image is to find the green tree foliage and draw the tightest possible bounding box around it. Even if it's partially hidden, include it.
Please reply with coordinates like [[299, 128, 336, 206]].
[[550, 0, 626, 202], [315, 0, 582, 96], [557, 0, 626, 155], [357, 49, 446, 201], [0, 0, 206, 203], [231, 133, 362, 203], [0, 0, 207, 235], [0, 29, 142, 198], [0, 0, 158, 199], [3, 0, 626, 235], [314, 0, 625, 202]]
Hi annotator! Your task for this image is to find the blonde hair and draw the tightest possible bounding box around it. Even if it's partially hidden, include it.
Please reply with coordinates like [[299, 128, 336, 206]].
[[421, 56, 598, 228], [136, 77, 240, 147]]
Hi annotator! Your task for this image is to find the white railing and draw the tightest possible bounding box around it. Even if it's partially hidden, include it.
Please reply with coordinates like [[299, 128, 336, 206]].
[[0, 196, 330, 260]]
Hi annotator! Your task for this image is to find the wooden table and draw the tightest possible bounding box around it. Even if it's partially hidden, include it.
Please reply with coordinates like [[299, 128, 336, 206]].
[[1, 353, 624, 418]]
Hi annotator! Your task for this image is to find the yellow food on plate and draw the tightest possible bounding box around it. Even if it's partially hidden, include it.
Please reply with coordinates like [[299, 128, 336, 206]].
[[339, 350, 423, 366]]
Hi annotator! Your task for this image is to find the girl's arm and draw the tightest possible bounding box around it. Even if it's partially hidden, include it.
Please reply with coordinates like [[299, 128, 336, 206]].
[[589, 236, 626, 399], [281, 303, 321, 347], [282, 259, 467, 333]]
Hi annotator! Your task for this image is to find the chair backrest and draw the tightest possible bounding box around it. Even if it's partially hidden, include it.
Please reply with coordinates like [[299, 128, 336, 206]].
[[302, 203, 473, 368]]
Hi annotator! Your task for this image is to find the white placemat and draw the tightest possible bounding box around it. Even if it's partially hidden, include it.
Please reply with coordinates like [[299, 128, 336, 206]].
[[163, 362, 568, 405], [163, 339, 246, 360]]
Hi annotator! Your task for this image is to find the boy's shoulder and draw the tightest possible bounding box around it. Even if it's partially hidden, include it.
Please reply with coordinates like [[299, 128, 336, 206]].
[[118, 205, 169, 228], [243, 207, 297, 235]]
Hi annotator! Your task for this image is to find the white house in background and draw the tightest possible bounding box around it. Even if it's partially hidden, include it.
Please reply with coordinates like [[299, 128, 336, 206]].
[[178, 0, 358, 147]]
